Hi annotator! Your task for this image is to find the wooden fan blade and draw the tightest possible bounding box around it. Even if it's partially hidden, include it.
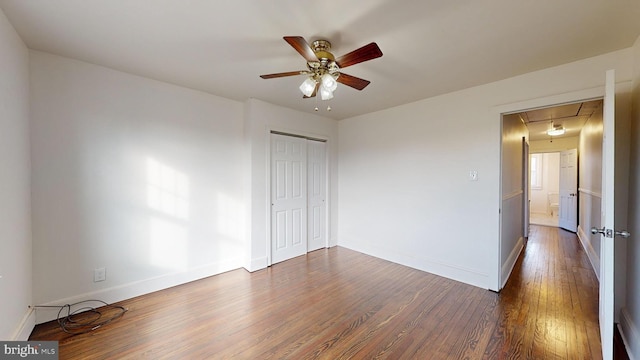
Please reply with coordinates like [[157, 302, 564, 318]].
[[303, 82, 319, 98], [260, 71, 309, 79], [284, 36, 318, 62], [337, 73, 371, 90], [335, 42, 383, 68]]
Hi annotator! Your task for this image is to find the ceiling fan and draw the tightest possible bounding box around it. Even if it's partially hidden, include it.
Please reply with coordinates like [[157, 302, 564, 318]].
[[260, 36, 383, 100]]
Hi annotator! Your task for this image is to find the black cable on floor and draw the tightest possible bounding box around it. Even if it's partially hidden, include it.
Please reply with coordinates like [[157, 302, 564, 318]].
[[34, 300, 128, 335]]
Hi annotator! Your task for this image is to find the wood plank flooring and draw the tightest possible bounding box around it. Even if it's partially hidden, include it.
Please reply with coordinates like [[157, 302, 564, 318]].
[[30, 225, 601, 359]]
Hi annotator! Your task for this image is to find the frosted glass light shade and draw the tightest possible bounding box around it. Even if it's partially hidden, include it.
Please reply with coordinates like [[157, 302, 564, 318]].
[[299, 78, 316, 97], [319, 86, 334, 100], [321, 73, 338, 91]]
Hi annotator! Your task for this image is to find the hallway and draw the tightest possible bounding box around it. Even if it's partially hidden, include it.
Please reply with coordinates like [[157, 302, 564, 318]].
[[493, 224, 601, 358], [530, 212, 560, 228]]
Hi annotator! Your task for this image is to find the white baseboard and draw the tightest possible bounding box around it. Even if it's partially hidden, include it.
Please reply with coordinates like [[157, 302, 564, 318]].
[[338, 241, 489, 289], [11, 307, 36, 340], [501, 237, 524, 289], [34, 258, 241, 325], [244, 256, 268, 272], [577, 225, 600, 279], [620, 307, 640, 360]]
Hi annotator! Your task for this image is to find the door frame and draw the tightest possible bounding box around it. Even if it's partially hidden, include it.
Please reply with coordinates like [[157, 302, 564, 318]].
[[265, 128, 331, 266], [492, 87, 605, 291], [523, 138, 530, 240]]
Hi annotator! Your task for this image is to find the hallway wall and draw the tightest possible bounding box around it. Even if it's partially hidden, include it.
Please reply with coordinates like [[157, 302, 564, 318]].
[[577, 106, 603, 277], [500, 114, 528, 287]]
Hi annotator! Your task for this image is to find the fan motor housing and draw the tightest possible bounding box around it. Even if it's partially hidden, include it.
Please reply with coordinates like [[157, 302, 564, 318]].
[[312, 40, 335, 61]]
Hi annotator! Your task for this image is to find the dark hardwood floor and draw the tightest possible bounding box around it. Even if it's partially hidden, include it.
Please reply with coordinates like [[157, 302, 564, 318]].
[[30, 225, 602, 359]]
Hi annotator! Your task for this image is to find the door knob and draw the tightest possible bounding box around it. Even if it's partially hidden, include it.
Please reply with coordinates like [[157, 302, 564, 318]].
[[615, 230, 631, 238], [591, 227, 631, 238]]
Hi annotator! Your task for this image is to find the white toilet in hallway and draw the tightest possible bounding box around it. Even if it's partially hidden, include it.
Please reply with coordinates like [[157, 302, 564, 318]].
[[548, 192, 559, 217]]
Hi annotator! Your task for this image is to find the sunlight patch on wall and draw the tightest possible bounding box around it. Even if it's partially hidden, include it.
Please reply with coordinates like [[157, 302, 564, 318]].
[[147, 158, 189, 219], [146, 158, 190, 270]]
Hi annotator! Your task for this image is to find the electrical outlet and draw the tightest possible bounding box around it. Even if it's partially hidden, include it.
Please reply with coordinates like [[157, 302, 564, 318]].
[[94, 267, 106, 282]]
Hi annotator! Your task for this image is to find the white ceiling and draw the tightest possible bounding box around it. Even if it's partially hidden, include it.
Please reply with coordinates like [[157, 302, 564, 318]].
[[1, 0, 639, 120]]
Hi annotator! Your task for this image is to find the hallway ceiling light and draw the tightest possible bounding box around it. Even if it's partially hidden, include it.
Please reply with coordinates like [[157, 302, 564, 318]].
[[547, 125, 565, 136]]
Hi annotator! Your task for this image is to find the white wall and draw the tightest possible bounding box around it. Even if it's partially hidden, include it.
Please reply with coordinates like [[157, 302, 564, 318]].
[[621, 33, 640, 360], [29, 51, 245, 323], [244, 99, 338, 271], [0, 8, 32, 340], [500, 114, 527, 287], [338, 48, 633, 291], [578, 106, 603, 276]]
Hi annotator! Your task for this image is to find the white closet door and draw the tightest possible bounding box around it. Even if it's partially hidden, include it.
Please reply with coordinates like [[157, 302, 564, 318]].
[[307, 140, 326, 251], [271, 134, 307, 264]]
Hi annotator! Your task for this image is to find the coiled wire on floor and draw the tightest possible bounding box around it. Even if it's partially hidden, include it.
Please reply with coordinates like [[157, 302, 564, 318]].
[[34, 300, 128, 335]]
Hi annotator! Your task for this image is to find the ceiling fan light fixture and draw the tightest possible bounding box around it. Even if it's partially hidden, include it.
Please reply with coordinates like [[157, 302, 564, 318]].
[[299, 77, 317, 97], [261, 36, 383, 105], [319, 86, 334, 100]]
